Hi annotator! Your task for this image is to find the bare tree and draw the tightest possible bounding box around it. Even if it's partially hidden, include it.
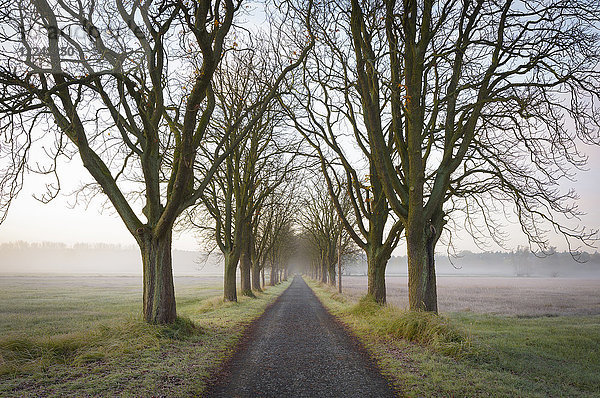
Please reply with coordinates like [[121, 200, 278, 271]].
[[299, 179, 358, 285], [282, 33, 404, 302], [291, 0, 600, 312], [191, 42, 306, 300], [0, 0, 313, 322], [252, 184, 299, 286], [267, 214, 297, 284]]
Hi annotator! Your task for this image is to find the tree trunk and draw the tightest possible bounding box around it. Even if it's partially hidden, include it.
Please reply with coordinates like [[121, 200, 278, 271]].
[[367, 246, 388, 304], [140, 230, 176, 324], [328, 262, 336, 286], [407, 222, 426, 311], [239, 222, 254, 297], [364, 165, 394, 304], [320, 255, 328, 283], [338, 244, 342, 294], [251, 262, 262, 291], [224, 251, 239, 302], [424, 223, 440, 312], [425, 243, 438, 312], [270, 264, 278, 286], [261, 268, 265, 288], [239, 252, 253, 296], [406, 223, 438, 312]]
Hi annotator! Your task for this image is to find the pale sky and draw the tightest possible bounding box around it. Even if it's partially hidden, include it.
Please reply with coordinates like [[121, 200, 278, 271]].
[[0, 143, 598, 254], [0, 2, 598, 254]]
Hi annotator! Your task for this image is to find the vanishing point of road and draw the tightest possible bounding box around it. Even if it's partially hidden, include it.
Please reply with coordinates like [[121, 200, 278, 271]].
[[206, 275, 397, 397]]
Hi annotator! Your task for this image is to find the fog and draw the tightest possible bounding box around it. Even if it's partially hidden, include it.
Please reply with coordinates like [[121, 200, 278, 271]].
[[345, 249, 600, 279], [0, 241, 222, 275], [1, 241, 599, 279]]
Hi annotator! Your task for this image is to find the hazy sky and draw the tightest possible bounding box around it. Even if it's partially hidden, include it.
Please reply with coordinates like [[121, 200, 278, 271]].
[[0, 143, 598, 254], [1, 3, 598, 256]]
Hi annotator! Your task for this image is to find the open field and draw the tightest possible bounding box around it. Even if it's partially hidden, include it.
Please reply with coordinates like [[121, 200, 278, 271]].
[[0, 275, 222, 337], [310, 279, 600, 397], [0, 274, 289, 397], [3, 273, 599, 397], [342, 275, 600, 316]]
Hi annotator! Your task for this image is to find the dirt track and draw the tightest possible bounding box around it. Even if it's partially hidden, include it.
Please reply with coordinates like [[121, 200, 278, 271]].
[[205, 275, 397, 397]]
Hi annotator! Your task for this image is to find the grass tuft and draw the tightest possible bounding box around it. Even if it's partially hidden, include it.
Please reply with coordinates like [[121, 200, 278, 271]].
[[348, 295, 469, 357], [0, 335, 84, 362], [157, 316, 199, 340], [196, 296, 229, 313], [328, 291, 349, 303], [72, 350, 106, 365], [0, 316, 199, 376], [348, 294, 381, 316], [0, 334, 89, 375]]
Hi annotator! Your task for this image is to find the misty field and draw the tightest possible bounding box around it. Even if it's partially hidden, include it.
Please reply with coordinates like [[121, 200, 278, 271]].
[[342, 275, 600, 316], [0, 274, 289, 397]]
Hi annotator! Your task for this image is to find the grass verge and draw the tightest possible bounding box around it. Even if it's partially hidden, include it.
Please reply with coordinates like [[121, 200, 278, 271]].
[[307, 279, 600, 397], [0, 278, 291, 397]]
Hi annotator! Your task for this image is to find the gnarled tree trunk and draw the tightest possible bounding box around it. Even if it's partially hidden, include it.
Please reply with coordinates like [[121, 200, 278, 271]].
[[407, 222, 439, 312], [140, 230, 176, 324], [251, 261, 262, 291]]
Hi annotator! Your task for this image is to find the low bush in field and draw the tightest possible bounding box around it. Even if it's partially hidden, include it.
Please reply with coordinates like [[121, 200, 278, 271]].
[[348, 295, 470, 357]]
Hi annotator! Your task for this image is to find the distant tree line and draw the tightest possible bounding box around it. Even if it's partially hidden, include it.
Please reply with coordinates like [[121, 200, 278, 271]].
[[0, 241, 136, 251], [383, 248, 600, 278]]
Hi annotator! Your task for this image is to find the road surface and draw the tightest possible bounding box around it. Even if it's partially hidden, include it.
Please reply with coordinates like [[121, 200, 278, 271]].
[[205, 275, 397, 397]]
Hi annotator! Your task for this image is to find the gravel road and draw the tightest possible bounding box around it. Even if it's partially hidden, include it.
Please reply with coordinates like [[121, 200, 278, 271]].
[[205, 275, 397, 397]]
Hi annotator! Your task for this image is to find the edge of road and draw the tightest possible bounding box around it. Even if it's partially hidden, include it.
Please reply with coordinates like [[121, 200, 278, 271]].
[[302, 277, 402, 397]]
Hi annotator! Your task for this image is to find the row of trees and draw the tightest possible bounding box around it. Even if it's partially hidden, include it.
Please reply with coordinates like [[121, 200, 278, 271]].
[[186, 45, 304, 301], [297, 180, 358, 286], [0, 0, 315, 322], [283, 0, 600, 311], [1, 0, 599, 323]]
